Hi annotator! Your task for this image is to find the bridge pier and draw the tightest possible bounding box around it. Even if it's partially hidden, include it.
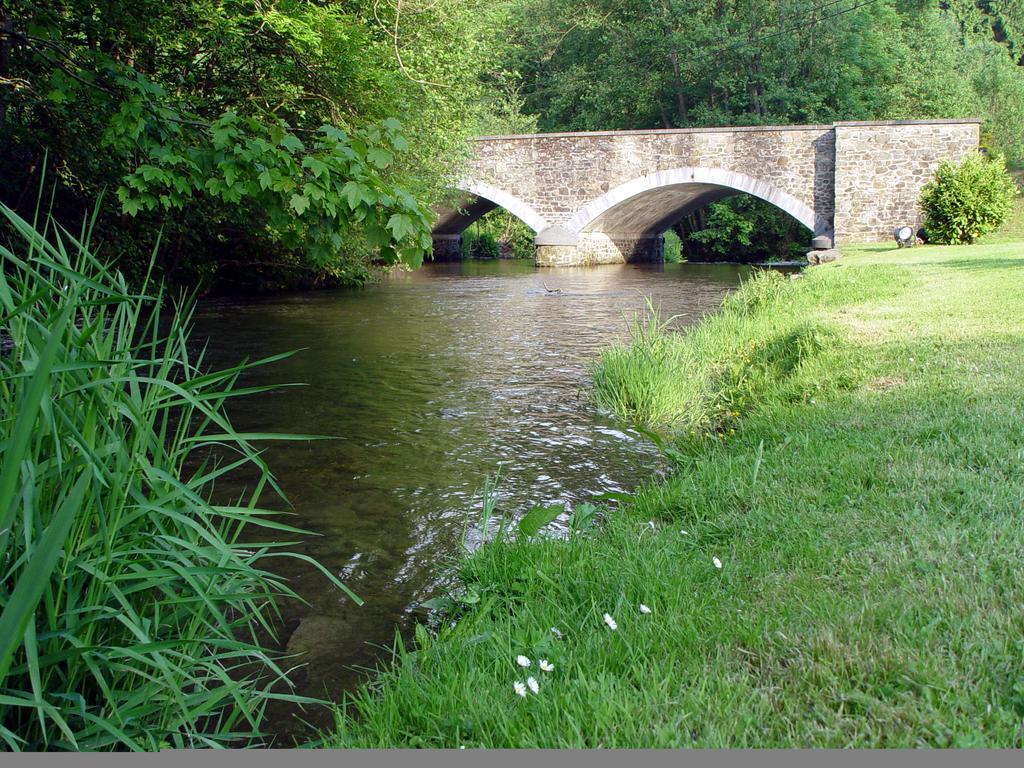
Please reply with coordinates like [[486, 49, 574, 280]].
[[431, 234, 462, 262], [535, 232, 664, 267], [579, 233, 664, 264]]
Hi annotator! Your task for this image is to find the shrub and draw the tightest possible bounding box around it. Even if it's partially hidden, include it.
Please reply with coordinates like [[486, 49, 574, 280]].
[[677, 197, 809, 263], [492, 212, 535, 259], [919, 152, 1019, 244], [460, 210, 535, 260], [0, 204, 354, 749], [663, 229, 684, 263], [461, 230, 501, 259]]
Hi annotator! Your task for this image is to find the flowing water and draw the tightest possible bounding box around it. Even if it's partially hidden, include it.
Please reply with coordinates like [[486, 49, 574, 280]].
[[190, 259, 749, 741]]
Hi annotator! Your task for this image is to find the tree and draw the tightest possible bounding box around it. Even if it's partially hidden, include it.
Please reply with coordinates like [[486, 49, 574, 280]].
[[0, 0, 516, 288]]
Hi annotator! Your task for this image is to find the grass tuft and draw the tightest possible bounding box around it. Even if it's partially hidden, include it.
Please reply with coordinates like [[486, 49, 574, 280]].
[[591, 268, 905, 435]]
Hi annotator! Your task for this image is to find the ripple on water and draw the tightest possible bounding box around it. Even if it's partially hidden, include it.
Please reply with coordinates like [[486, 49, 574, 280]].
[[189, 258, 748, 738]]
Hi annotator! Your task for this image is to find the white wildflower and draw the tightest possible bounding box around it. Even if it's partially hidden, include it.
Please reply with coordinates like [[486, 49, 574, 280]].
[[516, 655, 531, 668], [603, 612, 618, 630], [713, 556, 723, 569], [550, 627, 563, 640], [539, 659, 554, 672], [648, 520, 656, 530], [513, 680, 527, 698], [527, 676, 539, 694], [680, 529, 689, 536], [639, 603, 652, 614]]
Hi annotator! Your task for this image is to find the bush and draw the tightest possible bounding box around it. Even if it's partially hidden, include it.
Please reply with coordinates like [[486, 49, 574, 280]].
[[677, 196, 809, 263], [461, 230, 501, 259], [919, 153, 1019, 244], [488, 210, 536, 259], [663, 229, 684, 263], [459, 210, 535, 260]]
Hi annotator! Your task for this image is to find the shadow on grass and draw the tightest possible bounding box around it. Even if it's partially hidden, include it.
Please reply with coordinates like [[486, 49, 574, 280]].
[[915, 257, 1024, 271], [847, 244, 900, 255]]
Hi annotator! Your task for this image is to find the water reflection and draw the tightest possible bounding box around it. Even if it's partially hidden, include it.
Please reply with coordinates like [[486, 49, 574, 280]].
[[190, 259, 747, 740]]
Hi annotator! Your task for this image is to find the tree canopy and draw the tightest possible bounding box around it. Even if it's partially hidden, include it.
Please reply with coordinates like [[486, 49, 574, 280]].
[[0, 0, 525, 288], [503, 0, 1024, 158]]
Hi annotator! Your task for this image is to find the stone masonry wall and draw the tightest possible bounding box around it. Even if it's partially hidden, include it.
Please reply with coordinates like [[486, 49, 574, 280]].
[[440, 120, 981, 265], [468, 125, 836, 232], [832, 121, 981, 243], [536, 234, 663, 266], [431, 234, 462, 261]]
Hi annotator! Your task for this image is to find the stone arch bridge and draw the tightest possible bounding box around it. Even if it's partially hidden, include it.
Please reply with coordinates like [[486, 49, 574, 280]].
[[432, 119, 980, 266]]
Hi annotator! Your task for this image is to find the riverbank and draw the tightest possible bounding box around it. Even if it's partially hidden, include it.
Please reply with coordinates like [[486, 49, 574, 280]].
[[329, 234, 1024, 747]]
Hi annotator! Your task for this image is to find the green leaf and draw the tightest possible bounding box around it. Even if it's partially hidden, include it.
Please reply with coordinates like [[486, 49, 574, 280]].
[[303, 182, 324, 201], [281, 134, 305, 153], [569, 502, 598, 534], [302, 156, 330, 179], [633, 424, 668, 452], [271, 176, 296, 193], [290, 194, 310, 215], [517, 504, 564, 539], [386, 213, 416, 241], [399, 246, 424, 270], [0, 299, 76, 540], [366, 223, 391, 248], [419, 596, 456, 612], [138, 164, 167, 183], [0, 472, 91, 683], [122, 198, 144, 216], [591, 491, 635, 503], [341, 181, 375, 210], [321, 125, 348, 143], [366, 147, 393, 169]]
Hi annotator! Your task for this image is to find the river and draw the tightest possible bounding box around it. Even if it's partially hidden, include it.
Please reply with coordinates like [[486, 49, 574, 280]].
[[190, 258, 750, 741]]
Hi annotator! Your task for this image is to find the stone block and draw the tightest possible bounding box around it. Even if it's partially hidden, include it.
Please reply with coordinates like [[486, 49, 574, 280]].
[[806, 248, 842, 265]]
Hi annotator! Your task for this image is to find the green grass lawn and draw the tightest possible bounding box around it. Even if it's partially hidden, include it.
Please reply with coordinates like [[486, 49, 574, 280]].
[[981, 197, 1024, 245], [329, 231, 1024, 748]]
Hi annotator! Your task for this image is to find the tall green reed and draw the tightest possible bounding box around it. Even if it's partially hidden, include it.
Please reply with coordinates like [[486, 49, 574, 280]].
[[0, 203, 355, 750]]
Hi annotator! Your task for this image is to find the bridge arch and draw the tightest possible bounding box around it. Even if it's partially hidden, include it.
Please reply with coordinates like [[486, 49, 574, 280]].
[[565, 167, 832, 240], [433, 179, 549, 235]]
